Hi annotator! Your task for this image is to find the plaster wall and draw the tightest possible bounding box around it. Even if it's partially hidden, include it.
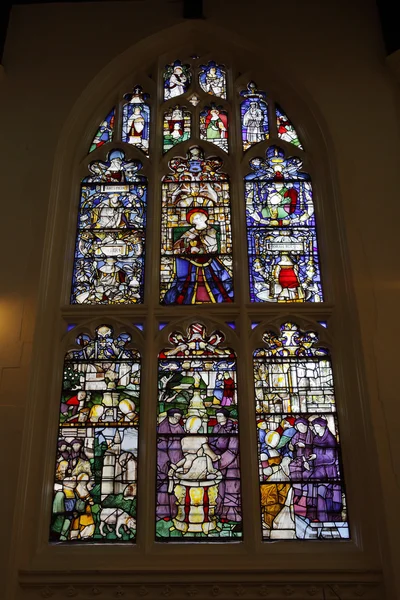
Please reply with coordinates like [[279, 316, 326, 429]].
[[0, 0, 399, 597]]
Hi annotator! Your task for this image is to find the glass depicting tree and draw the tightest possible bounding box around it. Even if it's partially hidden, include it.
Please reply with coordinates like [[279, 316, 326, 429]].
[[198, 61, 227, 99], [240, 82, 269, 151], [156, 323, 242, 541], [245, 146, 322, 303], [163, 105, 191, 153], [50, 326, 140, 543], [71, 150, 147, 305], [163, 60, 191, 101], [254, 322, 349, 540], [200, 104, 228, 153], [276, 104, 303, 149], [122, 86, 150, 156], [160, 147, 234, 305], [89, 108, 115, 153]]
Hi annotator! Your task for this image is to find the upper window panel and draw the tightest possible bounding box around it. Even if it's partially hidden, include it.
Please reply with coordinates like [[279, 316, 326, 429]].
[[89, 108, 115, 153], [198, 61, 227, 99], [276, 104, 303, 149], [245, 146, 323, 303], [163, 60, 192, 101], [71, 150, 147, 305], [50, 325, 141, 543], [240, 82, 269, 151], [160, 147, 234, 305], [122, 86, 151, 156]]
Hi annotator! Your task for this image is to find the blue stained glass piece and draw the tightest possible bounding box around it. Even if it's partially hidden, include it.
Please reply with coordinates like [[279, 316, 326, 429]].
[[159, 322, 168, 331], [318, 321, 328, 328], [226, 321, 236, 330], [251, 322, 260, 330], [135, 324, 144, 331], [67, 324, 77, 332]]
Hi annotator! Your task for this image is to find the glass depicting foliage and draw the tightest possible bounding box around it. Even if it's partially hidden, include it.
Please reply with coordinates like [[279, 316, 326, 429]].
[[163, 60, 191, 101], [160, 147, 234, 304], [254, 322, 349, 540], [50, 326, 140, 543], [71, 150, 147, 305], [276, 104, 303, 149], [240, 82, 269, 151], [156, 323, 242, 541], [163, 105, 191, 153], [245, 146, 322, 303], [89, 108, 115, 153], [200, 104, 228, 153], [122, 86, 150, 156], [198, 61, 227, 99]]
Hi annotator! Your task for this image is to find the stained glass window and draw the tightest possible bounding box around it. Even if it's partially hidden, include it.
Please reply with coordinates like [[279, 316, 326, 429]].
[[200, 104, 228, 152], [156, 323, 242, 541], [122, 86, 150, 156], [60, 54, 352, 549], [254, 322, 349, 540], [245, 146, 322, 303], [50, 326, 140, 542], [163, 105, 191, 153], [163, 60, 191, 101], [198, 61, 227, 98], [89, 108, 115, 153], [160, 147, 234, 304], [240, 82, 269, 151], [276, 104, 303, 149], [71, 149, 147, 304]]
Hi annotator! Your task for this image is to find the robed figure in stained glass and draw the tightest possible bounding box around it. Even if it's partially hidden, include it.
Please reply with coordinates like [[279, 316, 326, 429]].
[[163, 208, 233, 304], [160, 148, 234, 305]]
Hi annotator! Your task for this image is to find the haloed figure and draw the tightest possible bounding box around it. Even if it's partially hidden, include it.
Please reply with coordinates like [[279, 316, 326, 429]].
[[163, 209, 233, 304]]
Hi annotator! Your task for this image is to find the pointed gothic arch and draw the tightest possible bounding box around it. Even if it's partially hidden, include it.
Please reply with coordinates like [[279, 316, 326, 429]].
[[12, 20, 376, 597]]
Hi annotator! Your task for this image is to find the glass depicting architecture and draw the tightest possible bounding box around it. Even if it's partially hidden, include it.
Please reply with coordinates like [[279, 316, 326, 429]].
[[198, 61, 227, 98], [156, 323, 242, 541], [163, 60, 192, 101], [160, 147, 234, 305], [163, 105, 191, 153], [276, 104, 303, 149], [122, 86, 150, 156], [240, 82, 269, 151], [50, 326, 140, 542], [89, 108, 115, 153], [200, 104, 228, 152], [254, 322, 349, 540], [245, 146, 322, 303], [71, 149, 147, 305]]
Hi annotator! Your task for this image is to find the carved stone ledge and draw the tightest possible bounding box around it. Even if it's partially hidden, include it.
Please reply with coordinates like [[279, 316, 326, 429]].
[[19, 581, 383, 600]]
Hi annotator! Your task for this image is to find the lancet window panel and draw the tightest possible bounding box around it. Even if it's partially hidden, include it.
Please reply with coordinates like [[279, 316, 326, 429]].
[[156, 322, 242, 541], [71, 150, 147, 305], [160, 147, 234, 305], [254, 322, 349, 541], [50, 325, 141, 543], [245, 146, 323, 303]]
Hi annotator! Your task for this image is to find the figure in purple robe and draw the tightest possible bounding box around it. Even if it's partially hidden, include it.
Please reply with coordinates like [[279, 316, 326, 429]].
[[306, 417, 343, 522], [289, 417, 314, 481], [209, 408, 241, 525], [156, 408, 184, 520]]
